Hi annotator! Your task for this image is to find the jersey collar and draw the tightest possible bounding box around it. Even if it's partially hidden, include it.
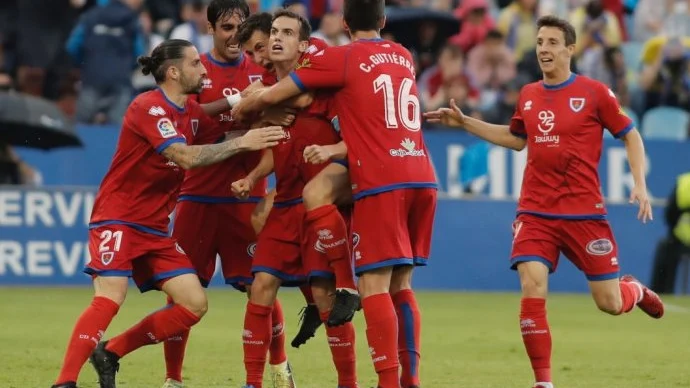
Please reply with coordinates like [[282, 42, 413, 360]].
[[206, 52, 244, 67], [542, 73, 577, 90]]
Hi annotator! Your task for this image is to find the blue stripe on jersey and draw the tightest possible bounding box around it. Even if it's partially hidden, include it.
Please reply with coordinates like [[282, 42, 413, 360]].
[[156, 137, 186, 154], [353, 182, 438, 200], [331, 159, 348, 168], [157, 88, 185, 112], [205, 52, 244, 67], [613, 122, 635, 139], [89, 220, 169, 237], [542, 73, 577, 90], [289, 72, 308, 93], [273, 198, 303, 208], [177, 195, 263, 204], [517, 211, 607, 220]]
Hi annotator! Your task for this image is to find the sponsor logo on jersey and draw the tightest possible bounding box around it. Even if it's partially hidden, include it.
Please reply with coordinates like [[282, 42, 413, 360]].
[[148, 106, 166, 116], [535, 110, 559, 145], [389, 138, 426, 157], [586, 238, 613, 256], [202, 78, 212, 89], [569, 98, 585, 112], [157, 118, 177, 138], [523, 100, 532, 111]]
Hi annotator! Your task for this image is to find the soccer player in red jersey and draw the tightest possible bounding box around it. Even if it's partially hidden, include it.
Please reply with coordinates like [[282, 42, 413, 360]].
[[161, 3, 294, 387], [233, 10, 358, 388], [425, 16, 664, 388], [50, 39, 284, 388], [233, 1, 438, 386]]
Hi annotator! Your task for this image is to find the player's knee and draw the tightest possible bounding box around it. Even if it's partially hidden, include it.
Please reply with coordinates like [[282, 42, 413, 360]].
[[390, 265, 414, 295], [519, 276, 548, 298], [358, 267, 392, 298], [310, 278, 336, 312], [178, 290, 208, 318], [249, 273, 281, 305], [593, 291, 622, 315], [303, 180, 332, 210], [93, 276, 129, 306]]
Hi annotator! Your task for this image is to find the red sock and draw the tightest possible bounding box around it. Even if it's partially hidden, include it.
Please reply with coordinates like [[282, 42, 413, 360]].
[[163, 296, 189, 382], [362, 293, 400, 388], [106, 304, 200, 358], [393, 289, 421, 387], [618, 281, 642, 314], [305, 205, 357, 290], [243, 301, 272, 388], [54, 296, 120, 385], [269, 298, 287, 365], [320, 311, 357, 387], [520, 298, 552, 383], [300, 284, 315, 304]]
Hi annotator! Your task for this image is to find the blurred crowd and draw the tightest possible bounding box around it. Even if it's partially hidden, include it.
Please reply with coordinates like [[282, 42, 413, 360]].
[[0, 0, 689, 138]]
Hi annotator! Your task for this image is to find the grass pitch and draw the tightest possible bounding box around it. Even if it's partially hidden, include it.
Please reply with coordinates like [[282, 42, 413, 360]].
[[1, 288, 689, 388]]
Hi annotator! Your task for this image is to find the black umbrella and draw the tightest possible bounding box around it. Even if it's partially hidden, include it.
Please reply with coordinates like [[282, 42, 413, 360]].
[[0, 92, 82, 150], [382, 6, 461, 45]]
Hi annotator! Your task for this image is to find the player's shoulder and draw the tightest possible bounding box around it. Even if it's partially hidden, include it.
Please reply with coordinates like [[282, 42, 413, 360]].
[[307, 37, 329, 53], [129, 90, 166, 114], [574, 74, 613, 96], [518, 80, 542, 95]]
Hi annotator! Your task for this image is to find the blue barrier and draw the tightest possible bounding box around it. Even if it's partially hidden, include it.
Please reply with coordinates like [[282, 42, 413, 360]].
[[0, 187, 667, 292]]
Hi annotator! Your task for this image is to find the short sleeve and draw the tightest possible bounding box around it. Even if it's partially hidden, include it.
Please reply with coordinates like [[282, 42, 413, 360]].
[[289, 45, 350, 92], [509, 90, 527, 139], [597, 84, 634, 139], [130, 101, 186, 153]]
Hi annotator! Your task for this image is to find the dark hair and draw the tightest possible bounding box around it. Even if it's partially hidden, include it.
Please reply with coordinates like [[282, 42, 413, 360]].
[[207, 0, 250, 28], [138, 39, 194, 83], [344, 0, 384, 33], [440, 43, 463, 59], [272, 9, 311, 41], [237, 12, 273, 45], [536, 15, 577, 46], [486, 29, 504, 41]]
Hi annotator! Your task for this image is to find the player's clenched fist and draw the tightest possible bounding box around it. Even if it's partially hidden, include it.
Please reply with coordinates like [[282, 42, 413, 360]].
[[303, 144, 331, 164], [231, 178, 254, 199], [238, 126, 286, 150], [423, 98, 466, 127]]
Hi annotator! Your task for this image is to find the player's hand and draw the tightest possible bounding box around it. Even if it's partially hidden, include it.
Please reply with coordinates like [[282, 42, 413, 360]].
[[232, 92, 260, 123], [629, 185, 653, 223], [231, 178, 254, 199], [237, 126, 286, 151], [262, 106, 297, 127], [423, 98, 466, 128], [303, 144, 331, 164]]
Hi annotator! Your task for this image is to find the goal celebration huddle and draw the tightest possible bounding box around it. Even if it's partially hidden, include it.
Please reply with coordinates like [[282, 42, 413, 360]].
[[50, 1, 664, 387]]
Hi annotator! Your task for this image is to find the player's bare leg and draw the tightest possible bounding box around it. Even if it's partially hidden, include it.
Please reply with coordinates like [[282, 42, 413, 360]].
[[310, 277, 358, 388], [251, 189, 275, 236], [52, 276, 126, 388], [358, 267, 401, 388], [243, 273, 295, 388], [89, 274, 207, 388], [390, 265, 421, 388], [516, 261, 552, 388], [589, 276, 664, 318], [302, 162, 360, 326]]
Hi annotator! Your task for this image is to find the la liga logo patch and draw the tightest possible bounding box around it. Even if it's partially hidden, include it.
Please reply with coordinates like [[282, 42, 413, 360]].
[[157, 118, 177, 138]]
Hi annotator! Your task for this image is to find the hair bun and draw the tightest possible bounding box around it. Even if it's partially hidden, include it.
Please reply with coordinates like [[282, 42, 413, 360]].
[[138, 56, 155, 75]]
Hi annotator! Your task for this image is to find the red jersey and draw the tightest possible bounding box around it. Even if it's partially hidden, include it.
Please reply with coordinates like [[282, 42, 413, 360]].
[[90, 89, 216, 235], [289, 39, 437, 199], [179, 52, 267, 202], [510, 74, 634, 219], [273, 93, 340, 204]]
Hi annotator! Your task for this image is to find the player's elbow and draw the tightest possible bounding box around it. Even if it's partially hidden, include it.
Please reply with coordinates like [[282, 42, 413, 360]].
[[510, 138, 527, 152]]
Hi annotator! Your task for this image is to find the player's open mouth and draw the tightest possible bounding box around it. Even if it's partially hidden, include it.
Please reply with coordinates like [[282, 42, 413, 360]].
[[540, 58, 553, 63], [271, 44, 284, 53]]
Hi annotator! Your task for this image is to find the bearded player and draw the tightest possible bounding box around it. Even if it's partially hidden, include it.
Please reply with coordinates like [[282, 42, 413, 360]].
[[425, 15, 664, 388]]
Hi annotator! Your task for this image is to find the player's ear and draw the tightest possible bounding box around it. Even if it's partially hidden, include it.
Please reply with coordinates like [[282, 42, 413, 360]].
[[206, 21, 214, 35], [378, 15, 386, 30], [298, 40, 308, 53], [342, 19, 350, 33], [567, 43, 575, 57]]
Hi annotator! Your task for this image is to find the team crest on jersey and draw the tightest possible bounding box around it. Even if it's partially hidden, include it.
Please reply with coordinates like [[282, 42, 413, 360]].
[[569, 98, 585, 112], [248, 74, 263, 83], [191, 119, 199, 136], [101, 252, 114, 266], [352, 233, 360, 248], [175, 243, 186, 255], [157, 118, 177, 138]]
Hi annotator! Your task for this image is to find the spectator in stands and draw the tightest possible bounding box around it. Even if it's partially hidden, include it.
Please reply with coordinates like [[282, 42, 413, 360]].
[[144, 0, 179, 35], [570, 0, 623, 58], [633, 0, 674, 42], [496, 0, 538, 62], [663, 0, 690, 37], [603, 46, 630, 106], [449, 0, 495, 53], [650, 172, 690, 294], [0, 141, 42, 186], [169, 0, 213, 55], [465, 29, 516, 91], [131, 9, 164, 94], [639, 35, 690, 112], [311, 11, 350, 46], [283, 0, 309, 19], [419, 44, 465, 109], [481, 76, 524, 125], [66, 0, 145, 124]]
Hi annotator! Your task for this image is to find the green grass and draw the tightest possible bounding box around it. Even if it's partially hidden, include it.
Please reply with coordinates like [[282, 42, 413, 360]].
[[1, 288, 689, 388]]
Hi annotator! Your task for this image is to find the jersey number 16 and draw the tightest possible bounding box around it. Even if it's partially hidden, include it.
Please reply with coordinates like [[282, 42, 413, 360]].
[[374, 75, 421, 132]]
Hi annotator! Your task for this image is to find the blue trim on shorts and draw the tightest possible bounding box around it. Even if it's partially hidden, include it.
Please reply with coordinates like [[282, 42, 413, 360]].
[[225, 276, 253, 292], [83, 267, 132, 277], [308, 270, 335, 280], [137, 268, 197, 293], [273, 198, 303, 208], [586, 272, 620, 281], [355, 258, 414, 275], [413, 257, 428, 266], [331, 159, 348, 168], [178, 195, 262, 204], [251, 265, 306, 286], [89, 220, 169, 237], [510, 255, 554, 273], [517, 211, 607, 220], [354, 183, 438, 200]]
